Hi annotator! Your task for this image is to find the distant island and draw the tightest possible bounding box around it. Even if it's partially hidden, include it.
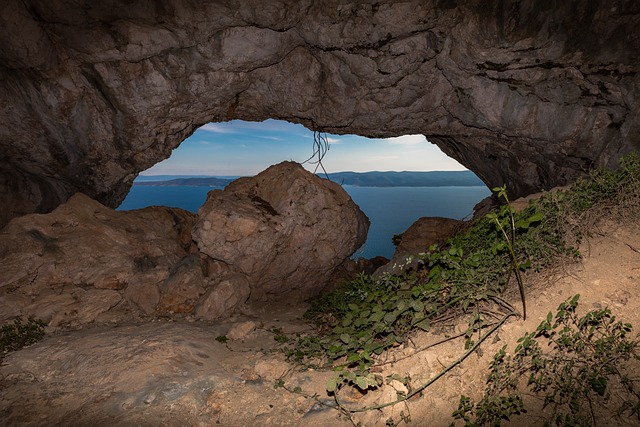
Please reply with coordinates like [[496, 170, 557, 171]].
[[134, 170, 485, 188], [323, 170, 485, 187], [135, 177, 234, 187]]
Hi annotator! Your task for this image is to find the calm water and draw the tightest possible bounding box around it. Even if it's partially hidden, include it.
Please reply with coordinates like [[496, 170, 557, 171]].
[[118, 185, 490, 259]]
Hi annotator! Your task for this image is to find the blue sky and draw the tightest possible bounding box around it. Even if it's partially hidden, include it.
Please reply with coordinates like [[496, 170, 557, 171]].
[[142, 119, 467, 176]]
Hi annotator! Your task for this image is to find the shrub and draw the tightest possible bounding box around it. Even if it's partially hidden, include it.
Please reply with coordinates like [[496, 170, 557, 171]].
[[452, 295, 640, 426], [0, 316, 46, 356]]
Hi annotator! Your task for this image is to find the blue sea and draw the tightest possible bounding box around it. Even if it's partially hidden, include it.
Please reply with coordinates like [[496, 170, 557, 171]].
[[118, 184, 490, 259]]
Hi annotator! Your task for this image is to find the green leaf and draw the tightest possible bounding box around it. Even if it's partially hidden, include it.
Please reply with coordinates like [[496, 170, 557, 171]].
[[340, 334, 351, 344], [415, 318, 430, 331], [492, 185, 505, 193], [519, 259, 532, 271], [411, 300, 424, 312], [384, 312, 397, 324], [527, 211, 544, 223], [589, 376, 607, 396], [355, 375, 369, 390], [326, 377, 339, 393], [347, 353, 361, 362]]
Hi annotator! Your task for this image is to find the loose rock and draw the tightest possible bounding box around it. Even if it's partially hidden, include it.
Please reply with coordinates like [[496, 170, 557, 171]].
[[193, 161, 369, 302]]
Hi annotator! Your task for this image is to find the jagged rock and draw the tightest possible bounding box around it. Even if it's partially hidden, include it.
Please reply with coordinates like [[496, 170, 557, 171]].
[[194, 273, 251, 320], [5, 181, 469, 325], [375, 217, 462, 276], [1, 1, 638, 227], [157, 255, 207, 314], [227, 321, 257, 341], [0, 193, 198, 325], [124, 282, 161, 316], [193, 161, 369, 301]]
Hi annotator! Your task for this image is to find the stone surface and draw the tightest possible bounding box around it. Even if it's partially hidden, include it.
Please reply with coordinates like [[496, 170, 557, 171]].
[[227, 320, 257, 341], [0, 193, 203, 325], [157, 254, 207, 314], [195, 274, 252, 320], [375, 217, 463, 276], [1, 1, 639, 227], [254, 357, 292, 380], [193, 161, 369, 301], [1, 164, 359, 325], [1, 222, 639, 426]]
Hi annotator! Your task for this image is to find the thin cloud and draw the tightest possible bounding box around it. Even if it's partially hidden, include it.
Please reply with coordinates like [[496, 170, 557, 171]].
[[199, 123, 236, 134], [385, 134, 427, 146]]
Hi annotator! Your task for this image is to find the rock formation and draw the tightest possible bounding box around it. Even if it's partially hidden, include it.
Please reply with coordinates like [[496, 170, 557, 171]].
[[375, 217, 463, 276], [193, 161, 369, 301], [0, 163, 368, 325], [1, 1, 638, 227], [0, 193, 203, 326]]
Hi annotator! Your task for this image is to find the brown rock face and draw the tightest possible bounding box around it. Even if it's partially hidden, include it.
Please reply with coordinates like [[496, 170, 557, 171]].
[[193, 161, 369, 301], [0, 163, 367, 324], [0, 193, 206, 325], [375, 217, 463, 276], [1, 1, 639, 227]]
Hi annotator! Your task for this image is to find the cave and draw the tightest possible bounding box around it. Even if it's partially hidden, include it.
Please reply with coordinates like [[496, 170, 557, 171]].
[[2, 2, 640, 425], [1, 0, 638, 228], [118, 119, 491, 260]]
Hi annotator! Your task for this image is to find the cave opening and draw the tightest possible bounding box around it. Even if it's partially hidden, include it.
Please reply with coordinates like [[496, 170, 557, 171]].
[[118, 119, 490, 259]]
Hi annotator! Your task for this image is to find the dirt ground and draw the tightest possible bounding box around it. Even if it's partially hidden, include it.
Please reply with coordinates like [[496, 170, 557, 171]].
[[1, 220, 639, 426]]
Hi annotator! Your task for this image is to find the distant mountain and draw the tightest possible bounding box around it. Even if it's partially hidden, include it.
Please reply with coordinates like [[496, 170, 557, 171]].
[[133, 171, 485, 188], [134, 177, 234, 187], [324, 170, 485, 187]]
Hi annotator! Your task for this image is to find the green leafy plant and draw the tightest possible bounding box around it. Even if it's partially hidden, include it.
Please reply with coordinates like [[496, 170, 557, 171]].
[[269, 327, 290, 344], [291, 184, 540, 392], [452, 295, 640, 426], [273, 154, 640, 421], [0, 316, 46, 356], [486, 185, 543, 319]]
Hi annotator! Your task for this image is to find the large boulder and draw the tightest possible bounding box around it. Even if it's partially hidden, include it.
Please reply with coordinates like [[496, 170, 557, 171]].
[[192, 161, 369, 301], [0, 193, 246, 326]]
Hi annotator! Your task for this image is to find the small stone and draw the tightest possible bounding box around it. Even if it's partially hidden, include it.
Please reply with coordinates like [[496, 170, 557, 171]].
[[254, 358, 291, 380], [144, 392, 157, 404], [227, 321, 257, 340]]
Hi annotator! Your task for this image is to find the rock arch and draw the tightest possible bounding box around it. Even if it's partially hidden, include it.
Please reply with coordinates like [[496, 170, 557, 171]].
[[1, 0, 638, 227]]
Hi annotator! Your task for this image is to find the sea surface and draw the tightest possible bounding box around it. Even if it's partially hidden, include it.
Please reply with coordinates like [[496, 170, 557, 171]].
[[118, 184, 491, 259]]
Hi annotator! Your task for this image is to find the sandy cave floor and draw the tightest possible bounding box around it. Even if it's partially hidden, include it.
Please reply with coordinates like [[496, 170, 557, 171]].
[[0, 221, 639, 427]]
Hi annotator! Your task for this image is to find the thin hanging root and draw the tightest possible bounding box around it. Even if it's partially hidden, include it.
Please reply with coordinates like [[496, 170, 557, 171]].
[[301, 125, 331, 179]]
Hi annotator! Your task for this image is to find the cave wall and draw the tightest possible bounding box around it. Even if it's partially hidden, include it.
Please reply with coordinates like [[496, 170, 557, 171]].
[[1, 0, 638, 227]]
